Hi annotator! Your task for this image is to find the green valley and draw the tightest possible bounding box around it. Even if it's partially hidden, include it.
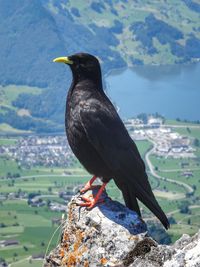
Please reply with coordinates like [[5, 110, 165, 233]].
[[0, 117, 200, 265]]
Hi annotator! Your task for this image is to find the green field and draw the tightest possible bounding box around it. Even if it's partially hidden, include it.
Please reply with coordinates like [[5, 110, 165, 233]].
[[0, 201, 58, 264], [0, 85, 41, 112], [0, 123, 31, 134], [164, 119, 200, 127], [174, 127, 200, 139], [149, 155, 197, 171], [65, 0, 200, 65], [0, 126, 200, 265], [0, 138, 17, 145], [136, 140, 152, 158], [0, 153, 124, 266], [0, 84, 42, 134], [147, 123, 200, 241], [11, 259, 43, 267]]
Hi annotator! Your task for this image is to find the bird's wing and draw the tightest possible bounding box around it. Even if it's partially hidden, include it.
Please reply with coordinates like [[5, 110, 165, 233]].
[[80, 98, 169, 229], [79, 98, 144, 174]]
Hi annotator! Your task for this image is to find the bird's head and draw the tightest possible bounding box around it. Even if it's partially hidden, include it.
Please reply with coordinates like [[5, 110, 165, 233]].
[[53, 53, 102, 86]]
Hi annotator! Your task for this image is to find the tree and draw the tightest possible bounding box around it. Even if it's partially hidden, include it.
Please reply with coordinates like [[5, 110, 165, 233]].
[[168, 217, 176, 224], [192, 184, 197, 191], [13, 252, 18, 260], [137, 113, 148, 124], [179, 201, 190, 214], [47, 199, 51, 207], [194, 138, 199, 147], [6, 172, 12, 178], [48, 187, 52, 193], [23, 246, 28, 251], [186, 127, 191, 133]]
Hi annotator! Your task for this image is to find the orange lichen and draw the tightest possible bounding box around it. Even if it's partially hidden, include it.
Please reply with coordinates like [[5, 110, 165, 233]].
[[81, 245, 87, 254], [68, 205, 73, 223], [84, 260, 89, 267], [60, 229, 88, 266], [66, 253, 77, 267], [59, 248, 65, 258], [129, 235, 139, 241], [100, 258, 108, 265], [63, 231, 69, 242], [58, 206, 91, 267], [74, 229, 84, 251]]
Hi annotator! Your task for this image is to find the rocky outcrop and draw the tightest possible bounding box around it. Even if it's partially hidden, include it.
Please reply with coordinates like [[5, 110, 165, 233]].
[[44, 188, 200, 267]]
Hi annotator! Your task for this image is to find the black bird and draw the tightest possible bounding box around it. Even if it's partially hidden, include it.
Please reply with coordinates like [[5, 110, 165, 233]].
[[53, 53, 170, 229]]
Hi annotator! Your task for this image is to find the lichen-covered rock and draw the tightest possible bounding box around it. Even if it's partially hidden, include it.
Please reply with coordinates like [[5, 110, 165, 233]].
[[45, 188, 200, 267], [163, 232, 200, 267], [45, 188, 148, 267], [128, 229, 200, 267]]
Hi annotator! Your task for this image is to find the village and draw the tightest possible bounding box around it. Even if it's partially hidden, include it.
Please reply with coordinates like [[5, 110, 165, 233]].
[[0, 117, 195, 170], [0, 135, 75, 167], [125, 117, 196, 159]]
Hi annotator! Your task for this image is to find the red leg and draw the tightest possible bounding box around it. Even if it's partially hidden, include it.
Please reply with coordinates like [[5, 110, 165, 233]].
[[80, 175, 97, 193], [79, 182, 107, 209]]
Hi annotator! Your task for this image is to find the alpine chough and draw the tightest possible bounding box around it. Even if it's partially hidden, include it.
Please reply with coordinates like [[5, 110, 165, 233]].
[[53, 53, 170, 229]]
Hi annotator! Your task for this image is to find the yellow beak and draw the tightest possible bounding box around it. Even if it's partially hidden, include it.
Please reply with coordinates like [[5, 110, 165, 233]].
[[53, 57, 73, 64]]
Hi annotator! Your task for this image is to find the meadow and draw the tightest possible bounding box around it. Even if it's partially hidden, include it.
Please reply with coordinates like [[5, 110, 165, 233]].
[[0, 122, 200, 265]]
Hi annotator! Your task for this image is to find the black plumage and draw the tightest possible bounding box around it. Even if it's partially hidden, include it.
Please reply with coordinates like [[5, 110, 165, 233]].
[[54, 53, 170, 229]]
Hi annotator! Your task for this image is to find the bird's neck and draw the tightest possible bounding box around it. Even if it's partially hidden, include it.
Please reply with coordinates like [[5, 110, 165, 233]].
[[70, 73, 103, 94]]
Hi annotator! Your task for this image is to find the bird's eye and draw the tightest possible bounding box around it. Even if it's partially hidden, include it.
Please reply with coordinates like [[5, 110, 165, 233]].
[[74, 57, 81, 65], [69, 56, 79, 65]]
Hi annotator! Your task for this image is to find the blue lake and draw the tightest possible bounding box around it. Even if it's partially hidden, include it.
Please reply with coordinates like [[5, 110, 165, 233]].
[[106, 63, 200, 121]]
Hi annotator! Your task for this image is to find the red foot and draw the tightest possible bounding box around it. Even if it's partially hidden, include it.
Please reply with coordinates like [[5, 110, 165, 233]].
[[79, 197, 105, 209], [80, 175, 97, 193], [78, 182, 107, 209]]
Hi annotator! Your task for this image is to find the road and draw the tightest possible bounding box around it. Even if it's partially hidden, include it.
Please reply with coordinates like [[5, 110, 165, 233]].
[[161, 168, 200, 172], [145, 138, 194, 198], [3, 173, 89, 181], [164, 124, 200, 129], [9, 256, 31, 267]]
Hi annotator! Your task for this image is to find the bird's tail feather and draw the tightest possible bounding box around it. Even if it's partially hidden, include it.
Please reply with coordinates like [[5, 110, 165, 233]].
[[121, 186, 141, 217], [119, 170, 170, 229], [115, 170, 169, 229], [134, 181, 170, 229]]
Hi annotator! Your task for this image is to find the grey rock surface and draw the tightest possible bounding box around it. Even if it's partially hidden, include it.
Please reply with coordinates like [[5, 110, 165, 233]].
[[45, 188, 200, 267]]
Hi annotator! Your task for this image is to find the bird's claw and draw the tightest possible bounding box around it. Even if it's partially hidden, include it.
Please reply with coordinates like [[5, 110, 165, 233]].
[[79, 184, 100, 194], [77, 195, 105, 209], [79, 175, 98, 194]]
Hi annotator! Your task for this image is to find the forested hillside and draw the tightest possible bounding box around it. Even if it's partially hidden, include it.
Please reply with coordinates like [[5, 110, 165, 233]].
[[0, 0, 200, 132]]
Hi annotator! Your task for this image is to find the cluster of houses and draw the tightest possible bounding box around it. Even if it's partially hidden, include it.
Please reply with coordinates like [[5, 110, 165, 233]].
[[147, 128, 195, 158], [28, 186, 76, 211], [126, 116, 195, 158], [0, 136, 74, 167], [0, 239, 19, 247]]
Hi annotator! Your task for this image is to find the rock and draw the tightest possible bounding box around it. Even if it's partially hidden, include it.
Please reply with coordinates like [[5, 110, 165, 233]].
[[44, 188, 200, 267], [163, 231, 200, 267]]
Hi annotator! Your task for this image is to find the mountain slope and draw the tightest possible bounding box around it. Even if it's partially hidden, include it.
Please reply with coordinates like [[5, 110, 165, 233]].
[[0, 0, 200, 132]]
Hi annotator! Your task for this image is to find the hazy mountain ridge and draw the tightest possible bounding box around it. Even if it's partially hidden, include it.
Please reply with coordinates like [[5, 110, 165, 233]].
[[0, 0, 200, 132]]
